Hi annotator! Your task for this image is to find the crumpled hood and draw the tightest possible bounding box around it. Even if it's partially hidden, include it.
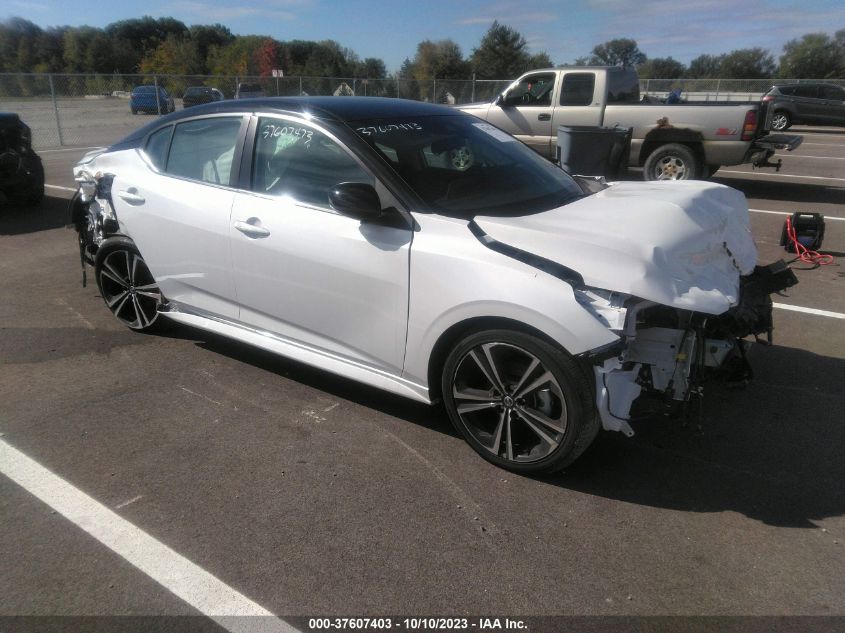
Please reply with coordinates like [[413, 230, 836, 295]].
[[473, 181, 757, 315]]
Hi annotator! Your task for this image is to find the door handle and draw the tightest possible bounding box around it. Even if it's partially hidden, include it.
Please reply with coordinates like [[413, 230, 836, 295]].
[[117, 189, 145, 205], [538, 113, 551, 121], [234, 219, 271, 238]]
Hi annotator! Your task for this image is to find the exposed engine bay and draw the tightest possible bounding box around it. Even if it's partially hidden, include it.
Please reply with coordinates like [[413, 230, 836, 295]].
[[588, 260, 797, 435]]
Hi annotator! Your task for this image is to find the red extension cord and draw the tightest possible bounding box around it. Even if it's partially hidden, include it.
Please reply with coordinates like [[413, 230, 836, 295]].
[[785, 215, 834, 267]]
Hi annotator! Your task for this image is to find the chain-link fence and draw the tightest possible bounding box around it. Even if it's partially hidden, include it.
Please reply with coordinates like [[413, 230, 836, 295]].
[[2, 72, 841, 149], [640, 77, 845, 102]]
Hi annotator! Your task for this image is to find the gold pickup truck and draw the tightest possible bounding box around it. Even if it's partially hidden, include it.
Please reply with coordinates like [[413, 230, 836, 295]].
[[458, 66, 802, 180]]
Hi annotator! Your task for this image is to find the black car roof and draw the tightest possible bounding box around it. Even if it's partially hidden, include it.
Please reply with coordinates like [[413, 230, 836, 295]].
[[110, 97, 460, 150]]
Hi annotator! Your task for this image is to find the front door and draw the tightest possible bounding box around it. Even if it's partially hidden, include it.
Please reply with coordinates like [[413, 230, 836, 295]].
[[229, 115, 412, 374], [486, 72, 558, 157]]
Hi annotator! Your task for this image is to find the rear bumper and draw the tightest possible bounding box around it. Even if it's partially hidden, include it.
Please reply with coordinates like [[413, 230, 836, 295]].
[[744, 133, 803, 170]]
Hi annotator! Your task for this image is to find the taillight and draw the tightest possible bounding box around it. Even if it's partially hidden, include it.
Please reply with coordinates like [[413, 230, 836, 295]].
[[742, 110, 758, 141]]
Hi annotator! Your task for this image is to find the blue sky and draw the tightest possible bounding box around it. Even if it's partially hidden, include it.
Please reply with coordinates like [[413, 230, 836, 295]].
[[6, 0, 845, 72]]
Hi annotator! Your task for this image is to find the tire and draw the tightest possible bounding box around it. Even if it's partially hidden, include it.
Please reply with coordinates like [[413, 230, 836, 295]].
[[10, 161, 44, 207], [770, 110, 791, 131], [131, 107, 138, 115], [643, 143, 699, 181], [441, 329, 596, 474], [95, 237, 164, 332]]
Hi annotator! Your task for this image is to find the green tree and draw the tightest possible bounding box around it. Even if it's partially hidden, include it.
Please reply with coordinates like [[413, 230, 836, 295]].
[[527, 52, 554, 69], [589, 38, 646, 66], [410, 39, 470, 81], [688, 54, 724, 78], [470, 21, 532, 78], [356, 57, 387, 78], [140, 34, 203, 75], [189, 23, 234, 72], [778, 31, 845, 78], [718, 48, 776, 78], [637, 56, 687, 79]]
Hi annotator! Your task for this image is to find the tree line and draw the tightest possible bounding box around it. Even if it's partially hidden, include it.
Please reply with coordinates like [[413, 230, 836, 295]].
[[1, 16, 843, 81]]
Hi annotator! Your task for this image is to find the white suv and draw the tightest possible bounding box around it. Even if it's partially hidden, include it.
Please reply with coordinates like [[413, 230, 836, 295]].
[[70, 97, 794, 473]]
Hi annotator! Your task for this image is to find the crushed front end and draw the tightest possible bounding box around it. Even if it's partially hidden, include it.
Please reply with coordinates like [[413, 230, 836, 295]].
[[584, 261, 798, 435]]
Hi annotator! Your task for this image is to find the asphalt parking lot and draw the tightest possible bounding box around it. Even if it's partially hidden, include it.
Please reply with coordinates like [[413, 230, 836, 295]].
[[1, 126, 843, 631]]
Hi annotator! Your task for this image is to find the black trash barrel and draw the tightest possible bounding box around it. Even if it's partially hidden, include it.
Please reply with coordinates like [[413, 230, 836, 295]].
[[556, 125, 632, 179]]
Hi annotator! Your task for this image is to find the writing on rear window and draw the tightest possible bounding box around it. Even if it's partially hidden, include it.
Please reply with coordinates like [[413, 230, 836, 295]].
[[356, 123, 422, 136]]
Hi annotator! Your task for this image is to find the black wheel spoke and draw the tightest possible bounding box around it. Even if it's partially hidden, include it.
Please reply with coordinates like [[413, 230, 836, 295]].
[[99, 248, 161, 331], [452, 341, 568, 465]]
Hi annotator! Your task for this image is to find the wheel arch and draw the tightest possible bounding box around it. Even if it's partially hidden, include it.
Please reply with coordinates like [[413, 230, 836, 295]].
[[426, 316, 585, 403], [639, 128, 705, 168]]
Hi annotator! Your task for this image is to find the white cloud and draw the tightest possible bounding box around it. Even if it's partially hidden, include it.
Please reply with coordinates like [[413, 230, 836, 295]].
[[163, 1, 298, 22]]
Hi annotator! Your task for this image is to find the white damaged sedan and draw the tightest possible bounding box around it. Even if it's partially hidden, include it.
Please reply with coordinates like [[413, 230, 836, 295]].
[[70, 97, 796, 473]]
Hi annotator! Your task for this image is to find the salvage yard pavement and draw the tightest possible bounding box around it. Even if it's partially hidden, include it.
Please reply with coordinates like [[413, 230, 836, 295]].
[[0, 128, 843, 631]]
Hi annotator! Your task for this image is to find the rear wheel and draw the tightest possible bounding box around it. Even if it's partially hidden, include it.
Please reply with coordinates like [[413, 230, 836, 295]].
[[771, 110, 791, 131], [95, 237, 163, 332], [442, 329, 596, 474], [643, 143, 699, 181]]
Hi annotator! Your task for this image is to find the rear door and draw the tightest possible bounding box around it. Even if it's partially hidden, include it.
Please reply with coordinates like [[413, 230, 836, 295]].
[[112, 115, 246, 319], [818, 85, 845, 125], [485, 71, 558, 157], [553, 71, 603, 128]]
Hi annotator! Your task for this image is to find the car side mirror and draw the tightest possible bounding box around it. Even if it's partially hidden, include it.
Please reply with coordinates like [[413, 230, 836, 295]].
[[329, 182, 383, 221]]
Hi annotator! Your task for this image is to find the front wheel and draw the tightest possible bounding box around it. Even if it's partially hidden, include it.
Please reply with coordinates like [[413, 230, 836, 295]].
[[442, 329, 597, 474], [643, 143, 699, 181], [95, 237, 163, 332]]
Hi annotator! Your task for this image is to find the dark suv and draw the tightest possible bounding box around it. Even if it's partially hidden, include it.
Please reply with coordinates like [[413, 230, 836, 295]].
[[762, 83, 845, 130], [0, 113, 44, 206]]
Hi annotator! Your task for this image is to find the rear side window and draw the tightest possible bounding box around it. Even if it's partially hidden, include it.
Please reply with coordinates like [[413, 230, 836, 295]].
[[145, 126, 172, 170], [606, 69, 640, 103], [166, 117, 242, 186], [795, 85, 819, 98], [560, 73, 596, 106], [777, 86, 796, 96], [820, 85, 845, 100]]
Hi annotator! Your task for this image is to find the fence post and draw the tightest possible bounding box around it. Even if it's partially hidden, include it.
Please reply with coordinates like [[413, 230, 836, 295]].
[[154, 75, 162, 116], [48, 74, 64, 147], [471, 73, 476, 102], [715, 79, 721, 101], [432, 78, 436, 103], [299, 76, 303, 96]]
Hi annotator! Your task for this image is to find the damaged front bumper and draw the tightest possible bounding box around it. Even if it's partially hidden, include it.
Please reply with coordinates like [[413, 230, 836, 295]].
[[583, 261, 798, 434]]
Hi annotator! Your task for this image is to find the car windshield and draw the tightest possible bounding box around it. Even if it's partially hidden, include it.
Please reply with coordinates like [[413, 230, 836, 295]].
[[134, 86, 155, 93], [185, 87, 208, 95], [350, 115, 584, 217]]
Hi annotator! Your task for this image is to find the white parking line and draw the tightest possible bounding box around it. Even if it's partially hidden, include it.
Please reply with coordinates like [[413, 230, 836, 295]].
[[45, 184, 77, 193], [38, 146, 105, 154], [719, 170, 845, 183], [800, 143, 845, 148], [749, 208, 845, 221], [0, 439, 297, 633], [773, 303, 845, 320], [775, 154, 845, 160]]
